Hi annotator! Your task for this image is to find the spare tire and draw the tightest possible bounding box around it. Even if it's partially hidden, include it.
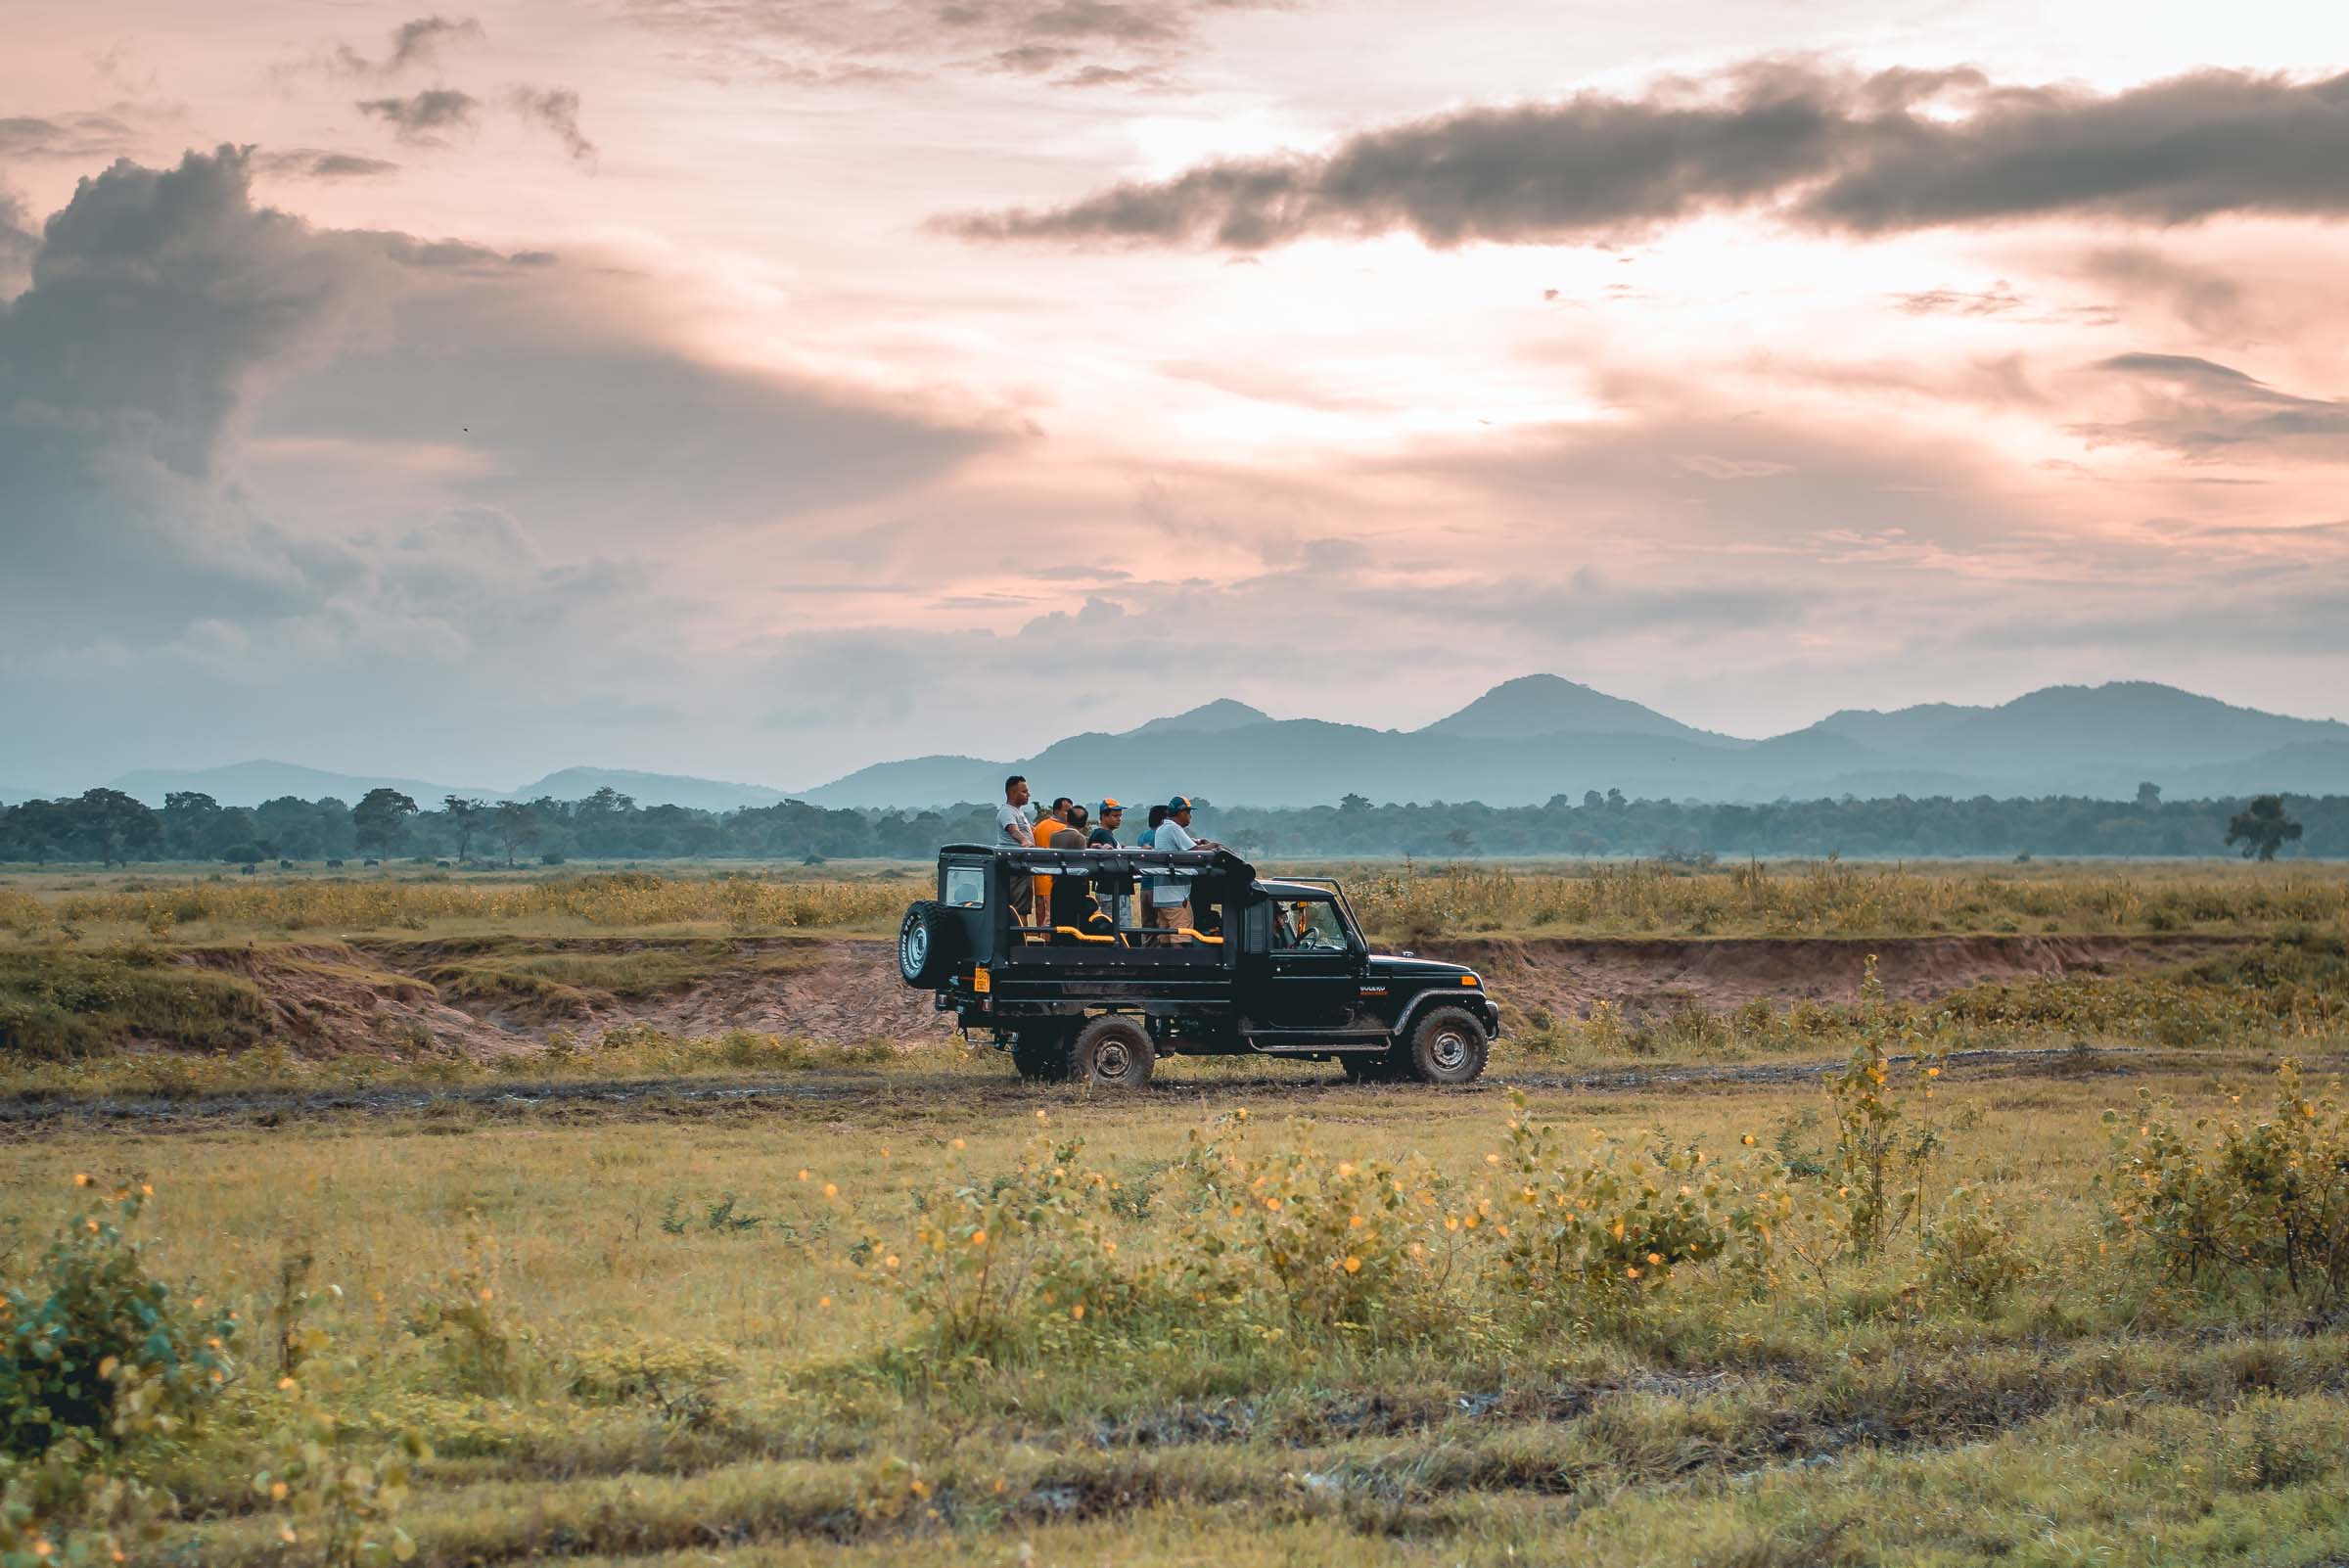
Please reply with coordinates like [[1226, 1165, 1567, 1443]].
[[898, 900, 958, 988]]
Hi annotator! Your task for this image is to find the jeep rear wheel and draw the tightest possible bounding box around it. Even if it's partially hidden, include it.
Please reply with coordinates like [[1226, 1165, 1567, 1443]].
[[898, 901, 957, 988], [1405, 1006, 1489, 1085], [1070, 1015, 1155, 1088]]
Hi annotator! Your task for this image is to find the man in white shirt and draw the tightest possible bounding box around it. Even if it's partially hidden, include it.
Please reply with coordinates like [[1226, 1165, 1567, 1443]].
[[1148, 796, 1218, 937], [996, 775, 1036, 932]]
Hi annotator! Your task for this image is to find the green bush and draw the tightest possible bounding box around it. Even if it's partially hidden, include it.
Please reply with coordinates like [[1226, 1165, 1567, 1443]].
[[0, 1181, 237, 1456], [2103, 1061, 2349, 1304]]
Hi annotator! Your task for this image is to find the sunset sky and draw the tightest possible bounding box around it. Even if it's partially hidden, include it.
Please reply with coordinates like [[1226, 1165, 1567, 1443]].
[[5, 0, 2348, 789]]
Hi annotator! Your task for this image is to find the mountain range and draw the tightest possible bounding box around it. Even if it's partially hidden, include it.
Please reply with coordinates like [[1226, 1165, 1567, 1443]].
[[38, 677, 2349, 811]]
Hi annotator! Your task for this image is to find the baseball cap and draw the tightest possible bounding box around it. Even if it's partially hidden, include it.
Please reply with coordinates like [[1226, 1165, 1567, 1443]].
[[1167, 795, 1194, 812], [1099, 798, 1124, 814]]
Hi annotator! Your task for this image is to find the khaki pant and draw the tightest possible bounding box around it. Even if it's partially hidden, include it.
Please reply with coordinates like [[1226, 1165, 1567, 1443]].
[[1149, 900, 1191, 943]]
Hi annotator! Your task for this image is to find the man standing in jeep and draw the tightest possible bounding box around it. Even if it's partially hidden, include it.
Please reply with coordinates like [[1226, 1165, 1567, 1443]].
[[1147, 796, 1218, 936]]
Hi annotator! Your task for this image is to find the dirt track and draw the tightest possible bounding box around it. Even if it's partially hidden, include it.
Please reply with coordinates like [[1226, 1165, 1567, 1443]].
[[0, 1042, 2212, 1135]]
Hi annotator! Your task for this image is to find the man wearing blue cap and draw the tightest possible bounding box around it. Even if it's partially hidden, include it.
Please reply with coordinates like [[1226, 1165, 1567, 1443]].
[[1147, 796, 1218, 937]]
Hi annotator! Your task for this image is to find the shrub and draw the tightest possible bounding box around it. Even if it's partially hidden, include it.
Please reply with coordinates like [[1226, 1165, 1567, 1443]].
[[860, 1126, 1138, 1363], [0, 1181, 237, 1457], [2102, 1061, 2349, 1304], [1916, 1185, 2038, 1312], [0, 1441, 168, 1567], [254, 1335, 430, 1568], [1485, 1090, 1787, 1308], [1821, 957, 1946, 1257], [402, 1250, 530, 1398], [1168, 1114, 1467, 1337]]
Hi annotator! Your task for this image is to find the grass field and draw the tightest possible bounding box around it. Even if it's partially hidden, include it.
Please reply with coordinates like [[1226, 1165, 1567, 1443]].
[[2, 861, 2346, 1565], [8, 856, 2349, 946], [8, 1054, 2349, 1566]]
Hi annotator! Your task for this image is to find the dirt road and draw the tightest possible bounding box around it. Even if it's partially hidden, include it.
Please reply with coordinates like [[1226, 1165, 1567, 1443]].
[[0, 1042, 2212, 1135]]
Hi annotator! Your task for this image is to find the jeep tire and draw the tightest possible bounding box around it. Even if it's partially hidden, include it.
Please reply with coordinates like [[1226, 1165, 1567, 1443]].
[[897, 901, 958, 988], [1069, 1014, 1155, 1088], [1405, 1005, 1489, 1085]]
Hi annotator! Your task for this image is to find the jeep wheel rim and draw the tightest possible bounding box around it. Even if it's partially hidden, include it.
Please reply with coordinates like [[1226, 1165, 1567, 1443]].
[[1095, 1039, 1132, 1080], [1431, 1029, 1469, 1071], [900, 924, 928, 975]]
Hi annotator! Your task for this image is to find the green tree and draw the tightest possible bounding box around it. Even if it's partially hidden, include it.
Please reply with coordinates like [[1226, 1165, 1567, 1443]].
[[160, 792, 222, 858], [442, 796, 487, 863], [1339, 792, 1371, 813], [63, 789, 161, 866], [351, 789, 420, 859], [2226, 795, 2304, 861], [489, 801, 539, 867], [2136, 781, 2162, 807]]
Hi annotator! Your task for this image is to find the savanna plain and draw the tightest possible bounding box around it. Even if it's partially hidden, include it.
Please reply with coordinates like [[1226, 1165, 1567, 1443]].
[[4, 858, 2349, 1566]]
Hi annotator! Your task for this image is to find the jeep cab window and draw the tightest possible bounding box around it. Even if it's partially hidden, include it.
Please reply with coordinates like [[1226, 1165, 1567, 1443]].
[[897, 845, 1497, 1087]]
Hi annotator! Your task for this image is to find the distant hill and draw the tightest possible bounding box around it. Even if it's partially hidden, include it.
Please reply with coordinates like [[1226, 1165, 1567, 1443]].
[[1422, 673, 1732, 745], [797, 678, 2349, 808], [50, 676, 2349, 815], [107, 761, 490, 809], [506, 767, 793, 813], [1123, 700, 1272, 738], [100, 761, 800, 811]]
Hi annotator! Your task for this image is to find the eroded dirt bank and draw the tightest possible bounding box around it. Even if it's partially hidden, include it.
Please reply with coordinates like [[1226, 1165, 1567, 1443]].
[[1434, 934, 2251, 1021], [165, 931, 2251, 1060]]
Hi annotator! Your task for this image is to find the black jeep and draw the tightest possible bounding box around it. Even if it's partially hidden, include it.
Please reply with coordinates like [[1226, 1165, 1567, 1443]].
[[896, 844, 1497, 1086]]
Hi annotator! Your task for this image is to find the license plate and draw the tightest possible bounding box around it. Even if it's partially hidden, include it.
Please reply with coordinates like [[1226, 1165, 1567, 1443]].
[[972, 967, 990, 993]]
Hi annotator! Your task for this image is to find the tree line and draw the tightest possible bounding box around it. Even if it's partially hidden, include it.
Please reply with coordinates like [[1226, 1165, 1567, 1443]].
[[0, 782, 2330, 866]]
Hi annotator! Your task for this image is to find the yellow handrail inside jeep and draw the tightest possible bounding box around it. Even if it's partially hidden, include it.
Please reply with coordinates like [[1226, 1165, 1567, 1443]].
[[1179, 927, 1224, 945], [1053, 925, 1118, 945]]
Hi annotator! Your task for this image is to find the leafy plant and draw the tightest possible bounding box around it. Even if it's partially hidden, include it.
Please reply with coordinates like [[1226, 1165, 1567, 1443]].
[[2102, 1061, 2349, 1304], [0, 1180, 236, 1457]]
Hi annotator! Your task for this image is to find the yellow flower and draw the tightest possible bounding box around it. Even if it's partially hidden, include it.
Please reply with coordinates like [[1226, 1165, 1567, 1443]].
[[72, 1174, 90, 1187], [1740, 1133, 1755, 1146], [798, 1169, 810, 1181], [817, 1295, 832, 1308], [950, 1137, 966, 1150], [970, 1229, 988, 1246], [1337, 1162, 1356, 1177], [1343, 1256, 1362, 1273], [97, 1356, 117, 1379], [1626, 1266, 1640, 1279], [478, 1286, 493, 1303], [884, 1254, 900, 1270], [270, 1481, 289, 1500], [1348, 1215, 1364, 1228], [1485, 1153, 1501, 1167], [1070, 1303, 1086, 1319], [1647, 1252, 1663, 1266], [823, 1183, 839, 1199]]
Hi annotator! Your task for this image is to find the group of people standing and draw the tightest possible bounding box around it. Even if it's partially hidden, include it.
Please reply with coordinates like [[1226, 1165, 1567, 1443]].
[[994, 773, 1219, 940]]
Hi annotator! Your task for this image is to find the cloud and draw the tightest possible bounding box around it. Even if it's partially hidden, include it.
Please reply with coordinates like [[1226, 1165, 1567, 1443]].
[[942, 61, 2349, 249], [332, 15, 484, 76], [1892, 281, 2025, 316], [356, 88, 482, 145], [0, 146, 1004, 780], [621, 0, 1279, 87], [2079, 246, 2248, 337], [254, 150, 402, 180], [0, 113, 140, 161], [508, 87, 596, 163], [2074, 352, 2349, 456]]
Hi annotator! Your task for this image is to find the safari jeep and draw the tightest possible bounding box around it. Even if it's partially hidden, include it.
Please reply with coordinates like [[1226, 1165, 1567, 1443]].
[[896, 844, 1497, 1086]]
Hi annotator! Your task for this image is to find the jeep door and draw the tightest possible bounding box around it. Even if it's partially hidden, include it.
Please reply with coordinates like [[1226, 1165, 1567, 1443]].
[[1260, 893, 1362, 1029]]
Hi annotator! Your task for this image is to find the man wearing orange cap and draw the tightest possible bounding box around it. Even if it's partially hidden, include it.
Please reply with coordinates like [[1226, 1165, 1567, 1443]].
[[1087, 799, 1125, 848]]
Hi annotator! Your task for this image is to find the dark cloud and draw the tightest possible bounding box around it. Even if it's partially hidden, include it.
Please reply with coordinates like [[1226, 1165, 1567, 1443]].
[[942, 61, 2349, 248], [356, 88, 482, 145], [0, 113, 139, 161], [255, 149, 402, 180], [0, 189, 33, 292], [507, 87, 596, 163], [621, 0, 1277, 87], [2075, 352, 2349, 456], [0, 144, 1000, 694], [332, 15, 485, 75]]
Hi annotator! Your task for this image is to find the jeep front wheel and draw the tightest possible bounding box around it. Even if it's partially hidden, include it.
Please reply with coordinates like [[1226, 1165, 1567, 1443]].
[[1070, 1015, 1155, 1088], [1405, 1006, 1489, 1085]]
